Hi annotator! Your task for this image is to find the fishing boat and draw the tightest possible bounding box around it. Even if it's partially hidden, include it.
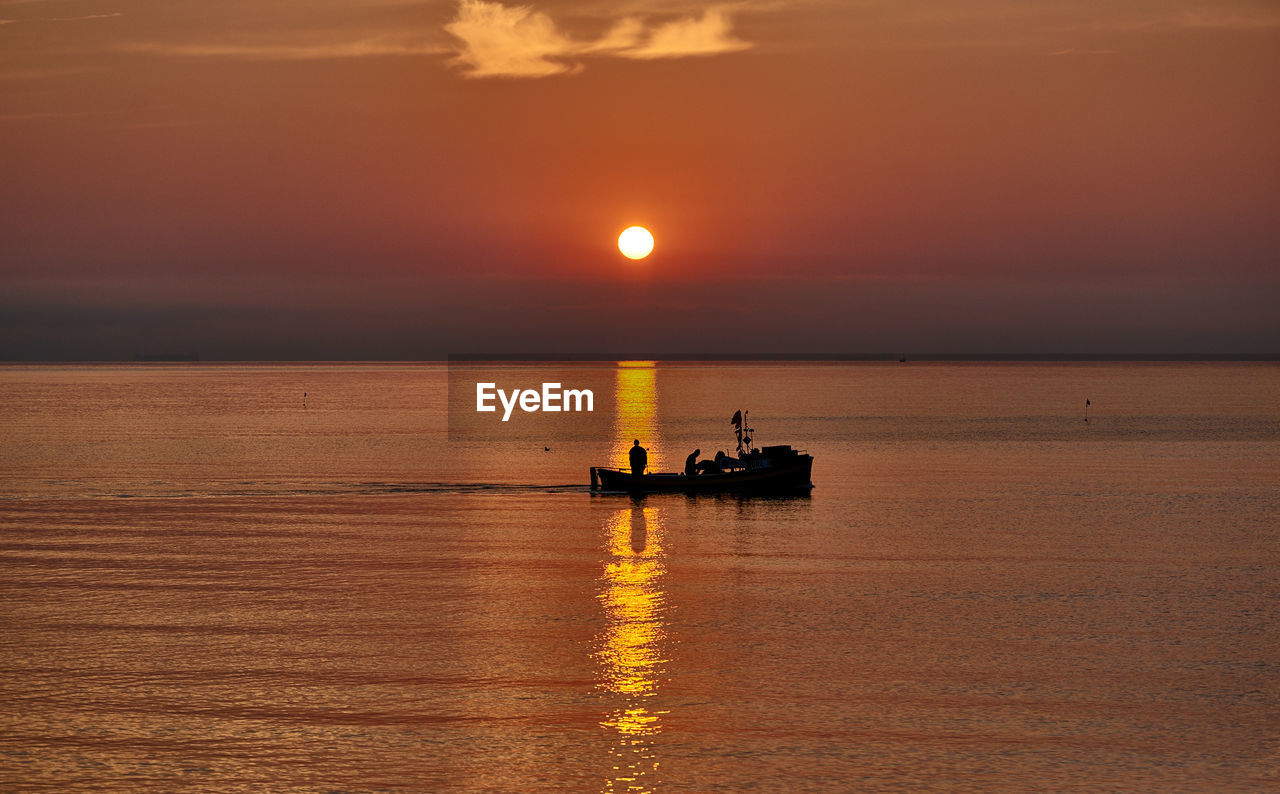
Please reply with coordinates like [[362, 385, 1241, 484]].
[[590, 410, 814, 494]]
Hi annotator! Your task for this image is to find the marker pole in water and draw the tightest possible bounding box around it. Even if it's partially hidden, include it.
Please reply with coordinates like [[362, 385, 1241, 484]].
[[1085, 398, 1090, 423]]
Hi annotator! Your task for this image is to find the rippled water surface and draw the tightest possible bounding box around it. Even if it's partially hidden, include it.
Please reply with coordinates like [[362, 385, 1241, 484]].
[[1, 362, 1277, 791]]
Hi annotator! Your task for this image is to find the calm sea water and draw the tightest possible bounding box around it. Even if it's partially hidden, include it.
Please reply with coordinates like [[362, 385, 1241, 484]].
[[1, 362, 1277, 791]]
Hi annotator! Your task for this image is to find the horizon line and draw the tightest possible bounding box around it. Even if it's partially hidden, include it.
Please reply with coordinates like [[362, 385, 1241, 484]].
[[1, 353, 1277, 364]]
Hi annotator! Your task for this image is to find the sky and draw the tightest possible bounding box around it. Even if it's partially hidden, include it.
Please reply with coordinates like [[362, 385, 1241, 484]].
[[2, 0, 1278, 359]]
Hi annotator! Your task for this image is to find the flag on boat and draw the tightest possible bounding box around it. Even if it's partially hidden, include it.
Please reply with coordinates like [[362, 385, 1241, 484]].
[[730, 410, 742, 428]]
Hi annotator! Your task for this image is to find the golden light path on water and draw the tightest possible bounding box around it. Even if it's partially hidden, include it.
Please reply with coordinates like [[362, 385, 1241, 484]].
[[597, 503, 668, 794], [599, 360, 669, 793], [609, 361, 664, 473]]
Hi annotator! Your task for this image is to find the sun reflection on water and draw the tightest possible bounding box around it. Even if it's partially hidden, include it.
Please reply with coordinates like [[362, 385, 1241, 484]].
[[610, 361, 663, 472], [597, 503, 668, 793]]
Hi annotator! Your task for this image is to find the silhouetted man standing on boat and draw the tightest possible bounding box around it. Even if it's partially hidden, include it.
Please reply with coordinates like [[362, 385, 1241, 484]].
[[629, 439, 648, 476]]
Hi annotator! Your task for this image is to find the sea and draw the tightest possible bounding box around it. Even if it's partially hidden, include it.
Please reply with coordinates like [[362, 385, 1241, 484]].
[[1, 362, 1276, 791]]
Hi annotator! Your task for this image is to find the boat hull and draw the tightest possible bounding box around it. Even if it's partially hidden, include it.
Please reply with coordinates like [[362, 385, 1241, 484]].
[[591, 455, 813, 494]]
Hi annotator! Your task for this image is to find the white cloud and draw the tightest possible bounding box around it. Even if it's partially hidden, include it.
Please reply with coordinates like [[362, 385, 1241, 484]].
[[444, 0, 754, 78], [583, 16, 645, 53], [444, 0, 579, 77], [620, 7, 750, 59]]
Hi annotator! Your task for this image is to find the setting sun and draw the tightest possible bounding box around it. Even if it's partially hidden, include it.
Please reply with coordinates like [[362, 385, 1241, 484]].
[[618, 226, 655, 260]]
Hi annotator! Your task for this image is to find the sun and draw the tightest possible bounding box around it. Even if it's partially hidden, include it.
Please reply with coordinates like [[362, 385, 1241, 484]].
[[618, 226, 654, 260]]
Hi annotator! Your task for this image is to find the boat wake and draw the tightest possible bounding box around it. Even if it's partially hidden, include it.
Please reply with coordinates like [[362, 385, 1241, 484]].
[[5, 481, 592, 501]]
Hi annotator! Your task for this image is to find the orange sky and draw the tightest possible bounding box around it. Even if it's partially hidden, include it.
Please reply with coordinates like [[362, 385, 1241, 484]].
[[2, 0, 1278, 358]]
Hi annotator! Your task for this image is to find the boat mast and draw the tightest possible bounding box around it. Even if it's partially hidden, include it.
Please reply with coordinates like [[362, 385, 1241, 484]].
[[733, 409, 756, 455]]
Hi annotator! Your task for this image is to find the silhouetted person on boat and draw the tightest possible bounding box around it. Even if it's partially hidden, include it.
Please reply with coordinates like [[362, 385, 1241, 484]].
[[629, 439, 648, 476], [685, 448, 700, 476]]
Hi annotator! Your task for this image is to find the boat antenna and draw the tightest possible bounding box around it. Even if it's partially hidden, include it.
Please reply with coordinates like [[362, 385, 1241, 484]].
[[732, 409, 755, 455]]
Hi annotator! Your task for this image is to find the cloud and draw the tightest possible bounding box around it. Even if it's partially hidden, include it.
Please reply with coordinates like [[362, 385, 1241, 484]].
[[620, 8, 750, 59], [444, 0, 754, 78], [0, 10, 124, 22], [120, 38, 448, 61], [444, 0, 578, 77], [1174, 8, 1280, 30], [44, 12, 122, 21], [583, 16, 645, 53]]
